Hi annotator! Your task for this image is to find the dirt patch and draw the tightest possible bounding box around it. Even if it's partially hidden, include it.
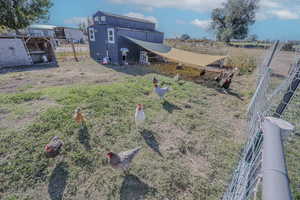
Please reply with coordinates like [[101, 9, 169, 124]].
[[0, 59, 126, 93], [0, 98, 59, 130]]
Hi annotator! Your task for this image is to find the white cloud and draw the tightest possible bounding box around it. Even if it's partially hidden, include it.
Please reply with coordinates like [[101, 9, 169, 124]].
[[176, 19, 186, 24], [64, 17, 88, 25], [110, 0, 300, 22], [271, 10, 299, 19], [110, 0, 225, 12], [191, 19, 211, 30], [260, 0, 280, 8], [125, 12, 158, 24], [257, 0, 300, 20]]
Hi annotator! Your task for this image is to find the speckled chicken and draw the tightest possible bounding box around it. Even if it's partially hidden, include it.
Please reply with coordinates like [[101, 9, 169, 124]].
[[45, 136, 64, 157], [107, 147, 142, 173], [154, 84, 169, 100]]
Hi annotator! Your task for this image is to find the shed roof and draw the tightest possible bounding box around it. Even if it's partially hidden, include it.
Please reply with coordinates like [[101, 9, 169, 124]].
[[29, 24, 57, 30], [100, 11, 156, 25]]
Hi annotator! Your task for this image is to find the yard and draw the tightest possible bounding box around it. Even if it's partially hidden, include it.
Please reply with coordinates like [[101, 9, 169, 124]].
[[0, 58, 254, 200], [0, 45, 299, 200]]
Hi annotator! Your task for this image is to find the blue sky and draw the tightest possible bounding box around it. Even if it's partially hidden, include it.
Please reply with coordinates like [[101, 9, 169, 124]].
[[49, 0, 300, 40]]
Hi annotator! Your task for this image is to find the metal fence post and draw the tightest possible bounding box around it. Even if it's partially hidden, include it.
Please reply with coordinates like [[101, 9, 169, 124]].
[[262, 117, 294, 200]]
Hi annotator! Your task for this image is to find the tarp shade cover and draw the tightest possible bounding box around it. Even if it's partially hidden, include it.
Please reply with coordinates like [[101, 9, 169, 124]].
[[122, 36, 226, 67]]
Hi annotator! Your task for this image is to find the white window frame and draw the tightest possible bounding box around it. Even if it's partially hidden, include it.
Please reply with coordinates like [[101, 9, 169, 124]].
[[89, 27, 95, 42], [107, 28, 115, 44], [100, 16, 106, 22]]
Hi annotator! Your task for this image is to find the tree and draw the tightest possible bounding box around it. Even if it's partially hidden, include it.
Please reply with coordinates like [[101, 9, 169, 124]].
[[0, 25, 8, 34], [180, 34, 191, 41], [211, 0, 259, 43], [0, 0, 53, 33], [78, 22, 87, 35], [247, 34, 258, 42]]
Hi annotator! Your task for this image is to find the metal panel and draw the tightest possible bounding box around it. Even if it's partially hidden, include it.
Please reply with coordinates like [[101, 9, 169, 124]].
[[0, 38, 32, 68]]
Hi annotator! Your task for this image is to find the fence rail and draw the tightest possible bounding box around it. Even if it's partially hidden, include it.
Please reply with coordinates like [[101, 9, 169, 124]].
[[222, 41, 300, 200]]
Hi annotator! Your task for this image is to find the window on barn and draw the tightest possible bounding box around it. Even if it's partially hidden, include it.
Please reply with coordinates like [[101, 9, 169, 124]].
[[89, 27, 95, 42], [107, 28, 115, 44], [100, 16, 106, 22]]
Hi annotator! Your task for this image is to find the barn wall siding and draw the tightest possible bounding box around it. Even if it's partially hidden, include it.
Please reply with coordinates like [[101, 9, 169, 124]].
[[0, 38, 32, 68], [89, 11, 164, 65]]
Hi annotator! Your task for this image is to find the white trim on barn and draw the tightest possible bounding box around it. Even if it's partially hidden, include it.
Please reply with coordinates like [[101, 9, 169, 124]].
[[107, 28, 115, 44], [89, 27, 95, 42]]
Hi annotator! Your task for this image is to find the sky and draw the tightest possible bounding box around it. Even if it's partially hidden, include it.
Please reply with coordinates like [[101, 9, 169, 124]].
[[48, 0, 300, 40]]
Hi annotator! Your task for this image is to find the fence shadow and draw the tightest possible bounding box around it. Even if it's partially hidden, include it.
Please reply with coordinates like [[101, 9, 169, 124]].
[[120, 174, 157, 200], [141, 129, 163, 157], [48, 162, 69, 200]]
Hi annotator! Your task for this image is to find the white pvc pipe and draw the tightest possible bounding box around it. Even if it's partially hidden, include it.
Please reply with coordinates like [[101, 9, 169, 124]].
[[262, 117, 294, 200]]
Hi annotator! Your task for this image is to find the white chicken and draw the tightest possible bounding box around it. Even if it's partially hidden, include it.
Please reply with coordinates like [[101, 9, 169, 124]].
[[154, 84, 170, 100], [135, 104, 145, 132], [174, 73, 180, 82], [107, 147, 142, 173]]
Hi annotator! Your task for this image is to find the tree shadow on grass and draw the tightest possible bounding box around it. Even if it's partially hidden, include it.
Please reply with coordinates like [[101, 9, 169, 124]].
[[141, 129, 163, 157], [120, 174, 157, 200], [78, 125, 91, 151], [162, 100, 182, 113], [48, 162, 69, 200]]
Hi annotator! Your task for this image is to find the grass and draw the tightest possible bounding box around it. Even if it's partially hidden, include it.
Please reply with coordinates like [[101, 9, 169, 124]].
[[0, 73, 247, 200]]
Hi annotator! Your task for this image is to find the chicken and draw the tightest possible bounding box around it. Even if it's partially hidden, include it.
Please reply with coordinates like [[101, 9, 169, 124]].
[[174, 73, 180, 82], [107, 147, 142, 173], [154, 84, 169, 100], [73, 108, 85, 127], [135, 104, 145, 131], [152, 77, 158, 85], [45, 136, 64, 157]]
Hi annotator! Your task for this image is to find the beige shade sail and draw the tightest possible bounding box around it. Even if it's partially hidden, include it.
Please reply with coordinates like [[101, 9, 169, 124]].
[[123, 36, 226, 68]]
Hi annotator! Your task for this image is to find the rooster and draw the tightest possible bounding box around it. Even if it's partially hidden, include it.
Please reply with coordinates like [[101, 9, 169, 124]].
[[152, 77, 158, 85], [135, 104, 145, 132], [154, 84, 169, 100], [73, 108, 85, 128], [45, 136, 64, 157], [107, 147, 142, 173]]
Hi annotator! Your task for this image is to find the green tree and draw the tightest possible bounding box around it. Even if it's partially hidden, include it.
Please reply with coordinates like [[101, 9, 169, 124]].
[[180, 34, 191, 41], [211, 0, 259, 43], [0, 0, 53, 33]]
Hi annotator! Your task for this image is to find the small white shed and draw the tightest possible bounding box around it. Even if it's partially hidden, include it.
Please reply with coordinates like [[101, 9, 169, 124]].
[[0, 36, 57, 68], [0, 37, 32, 67]]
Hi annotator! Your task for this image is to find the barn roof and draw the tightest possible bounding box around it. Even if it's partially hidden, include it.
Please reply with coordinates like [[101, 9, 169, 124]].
[[123, 36, 226, 68], [100, 11, 156, 25]]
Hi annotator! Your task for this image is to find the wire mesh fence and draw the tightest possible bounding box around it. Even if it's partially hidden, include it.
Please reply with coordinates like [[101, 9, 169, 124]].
[[222, 42, 300, 200], [55, 43, 90, 62]]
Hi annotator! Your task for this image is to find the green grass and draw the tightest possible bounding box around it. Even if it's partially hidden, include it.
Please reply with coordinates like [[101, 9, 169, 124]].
[[0, 74, 246, 200]]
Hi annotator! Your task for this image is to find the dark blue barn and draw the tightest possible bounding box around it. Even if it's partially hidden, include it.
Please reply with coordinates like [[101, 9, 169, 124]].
[[88, 11, 164, 65]]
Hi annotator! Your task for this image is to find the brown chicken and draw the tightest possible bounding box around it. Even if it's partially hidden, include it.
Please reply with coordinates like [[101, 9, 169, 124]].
[[107, 147, 142, 173], [152, 77, 158, 85], [73, 108, 85, 125]]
